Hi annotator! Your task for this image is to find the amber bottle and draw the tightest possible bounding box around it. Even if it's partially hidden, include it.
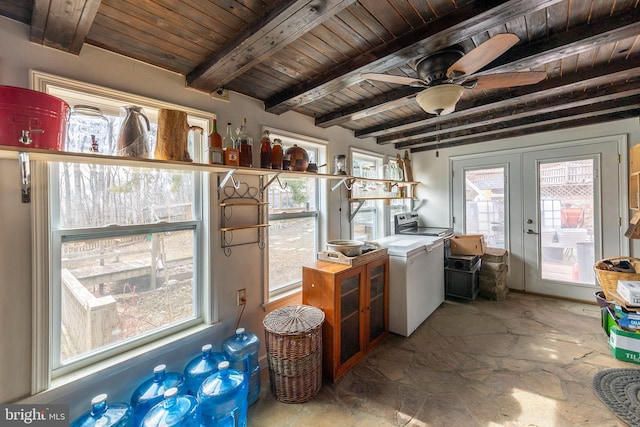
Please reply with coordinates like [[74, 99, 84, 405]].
[[259, 130, 272, 169], [271, 138, 283, 170], [237, 118, 253, 167]]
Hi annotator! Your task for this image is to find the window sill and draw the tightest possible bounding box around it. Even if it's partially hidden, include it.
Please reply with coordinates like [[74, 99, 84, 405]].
[[263, 288, 303, 313], [19, 323, 217, 404]]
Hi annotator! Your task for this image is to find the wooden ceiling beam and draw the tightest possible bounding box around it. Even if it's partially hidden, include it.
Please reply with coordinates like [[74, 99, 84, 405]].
[[30, 0, 101, 54], [480, 6, 640, 74], [315, 87, 421, 128], [324, 8, 640, 131], [264, 0, 563, 114], [409, 107, 640, 153], [186, 0, 356, 93], [394, 89, 640, 149], [384, 75, 640, 146]]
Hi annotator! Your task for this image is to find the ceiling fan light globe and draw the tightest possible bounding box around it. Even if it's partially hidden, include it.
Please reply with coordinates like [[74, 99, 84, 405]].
[[415, 84, 464, 115]]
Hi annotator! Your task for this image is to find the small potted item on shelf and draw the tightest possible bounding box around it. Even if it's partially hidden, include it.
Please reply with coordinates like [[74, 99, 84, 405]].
[[285, 144, 309, 171], [333, 154, 347, 175]]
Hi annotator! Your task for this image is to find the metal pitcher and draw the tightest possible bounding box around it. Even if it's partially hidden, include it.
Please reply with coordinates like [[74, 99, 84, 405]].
[[116, 105, 150, 158]]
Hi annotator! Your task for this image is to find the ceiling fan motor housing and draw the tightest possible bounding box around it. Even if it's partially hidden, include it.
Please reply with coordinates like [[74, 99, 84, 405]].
[[415, 47, 464, 85]]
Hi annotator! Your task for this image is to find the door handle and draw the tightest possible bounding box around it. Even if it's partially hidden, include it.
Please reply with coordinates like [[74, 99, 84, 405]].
[[526, 229, 538, 235]]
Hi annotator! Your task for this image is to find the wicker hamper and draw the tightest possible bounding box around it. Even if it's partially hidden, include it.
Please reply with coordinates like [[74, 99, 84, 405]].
[[262, 304, 325, 403], [594, 256, 640, 300]]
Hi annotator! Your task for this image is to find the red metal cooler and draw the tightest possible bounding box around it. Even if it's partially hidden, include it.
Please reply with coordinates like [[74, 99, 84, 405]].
[[0, 86, 70, 151]]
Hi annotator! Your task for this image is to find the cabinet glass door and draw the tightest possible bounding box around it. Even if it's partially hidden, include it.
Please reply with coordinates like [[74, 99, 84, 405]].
[[339, 271, 361, 364], [367, 261, 386, 344]]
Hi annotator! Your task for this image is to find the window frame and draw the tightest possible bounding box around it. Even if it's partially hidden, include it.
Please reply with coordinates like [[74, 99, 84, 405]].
[[349, 148, 385, 240], [30, 71, 214, 389], [263, 127, 327, 303]]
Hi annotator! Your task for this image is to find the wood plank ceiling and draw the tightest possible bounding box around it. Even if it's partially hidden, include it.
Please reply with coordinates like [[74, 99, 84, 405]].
[[2, 0, 639, 153]]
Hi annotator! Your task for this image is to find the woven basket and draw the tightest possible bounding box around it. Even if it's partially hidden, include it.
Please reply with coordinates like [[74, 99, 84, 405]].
[[263, 305, 325, 404], [594, 256, 640, 300]]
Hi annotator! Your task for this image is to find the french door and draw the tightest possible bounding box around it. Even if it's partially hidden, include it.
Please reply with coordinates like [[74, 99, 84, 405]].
[[522, 141, 621, 300], [452, 138, 624, 301], [452, 154, 523, 289]]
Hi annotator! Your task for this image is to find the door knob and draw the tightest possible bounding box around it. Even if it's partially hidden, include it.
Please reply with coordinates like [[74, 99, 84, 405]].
[[526, 229, 538, 234], [526, 219, 533, 224]]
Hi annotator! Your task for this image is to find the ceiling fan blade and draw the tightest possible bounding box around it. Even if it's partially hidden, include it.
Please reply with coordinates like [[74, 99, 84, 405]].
[[465, 71, 547, 90], [446, 33, 519, 78], [352, 97, 414, 120], [361, 73, 427, 87]]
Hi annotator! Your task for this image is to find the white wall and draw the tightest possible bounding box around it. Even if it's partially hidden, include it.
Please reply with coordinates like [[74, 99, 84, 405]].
[[0, 16, 400, 415], [411, 119, 640, 253]]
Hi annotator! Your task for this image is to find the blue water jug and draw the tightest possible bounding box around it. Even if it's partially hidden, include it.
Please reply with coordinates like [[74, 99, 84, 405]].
[[197, 361, 248, 427], [71, 394, 133, 427], [131, 364, 186, 426], [222, 328, 260, 405], [183, 344, 226, 396], [140, 387, 200, 427]]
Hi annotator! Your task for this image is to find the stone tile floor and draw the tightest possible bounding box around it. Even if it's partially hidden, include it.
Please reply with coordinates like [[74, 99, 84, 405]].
[[248, 292, 632, 427]]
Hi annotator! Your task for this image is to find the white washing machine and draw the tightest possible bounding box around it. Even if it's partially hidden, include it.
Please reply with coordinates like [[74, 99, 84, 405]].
[[375, 234, 445, 337]]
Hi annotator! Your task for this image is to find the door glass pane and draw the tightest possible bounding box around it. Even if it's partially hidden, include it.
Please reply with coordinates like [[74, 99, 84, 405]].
[[368, 263, 385, 341], [340, 274, 361, 364], [464, 167, 506, 248], [539, 159, 595, 284]]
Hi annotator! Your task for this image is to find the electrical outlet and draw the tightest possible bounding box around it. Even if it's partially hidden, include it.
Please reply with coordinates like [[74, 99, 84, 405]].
[[237, 289, 246, 306]]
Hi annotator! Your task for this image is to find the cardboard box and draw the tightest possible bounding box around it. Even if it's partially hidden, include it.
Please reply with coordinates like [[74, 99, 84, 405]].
[[625, 210, 640, 239], [603, 306, 640, 363], [610, 325, 640, 364], [449, 235, 486, 256], [617, 280, 640, 306]]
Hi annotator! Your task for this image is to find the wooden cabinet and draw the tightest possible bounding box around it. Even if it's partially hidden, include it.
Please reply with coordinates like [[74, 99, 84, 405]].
[[302, 254, 389, 382]]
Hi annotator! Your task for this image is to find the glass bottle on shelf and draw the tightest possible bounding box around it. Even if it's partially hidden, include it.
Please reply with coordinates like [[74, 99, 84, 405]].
[[208, 118, 223, 165], [67, 105, 111, 154], [222, 122, 239, 166], [259, 130, 272, 169], [236, 118, 253, 167], [271, 138, 283, 170]]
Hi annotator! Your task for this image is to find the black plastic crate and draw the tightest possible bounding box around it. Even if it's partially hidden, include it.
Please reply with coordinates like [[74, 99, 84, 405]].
[[445, 264, 480, 300], [446, 254, 481, 271]]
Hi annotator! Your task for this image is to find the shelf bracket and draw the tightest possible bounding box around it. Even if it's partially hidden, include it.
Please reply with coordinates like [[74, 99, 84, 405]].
[[331, 177, 354, 192], [19, 152, 30, 203], [219, 169, 240, 189], [263, 173, 287, 190], [412, 198, 426, 211], [349, 199, 365, 222]]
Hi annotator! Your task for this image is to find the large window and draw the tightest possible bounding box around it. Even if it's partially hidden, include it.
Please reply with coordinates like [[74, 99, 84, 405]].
[[33, 73, 210, 379], [266, 129, 326, 300], [350, 149, 385, 241]]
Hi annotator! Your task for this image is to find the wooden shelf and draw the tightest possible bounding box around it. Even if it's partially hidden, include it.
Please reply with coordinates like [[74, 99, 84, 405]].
[[630, 171, 640, 210], [349, 197, 414, 201], [220, 224, 269, 232], [631, 144, 640, 175], [0, 145, 344, 179], [219, 201, 269, 207], [351, 177, 419, 185]]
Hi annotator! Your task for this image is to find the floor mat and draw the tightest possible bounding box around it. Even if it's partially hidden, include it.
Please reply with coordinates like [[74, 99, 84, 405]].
[[593, 368, 640, 427]]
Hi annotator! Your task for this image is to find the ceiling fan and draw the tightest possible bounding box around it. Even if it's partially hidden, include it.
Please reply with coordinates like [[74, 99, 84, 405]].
[[361, 34, 546, 116]]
